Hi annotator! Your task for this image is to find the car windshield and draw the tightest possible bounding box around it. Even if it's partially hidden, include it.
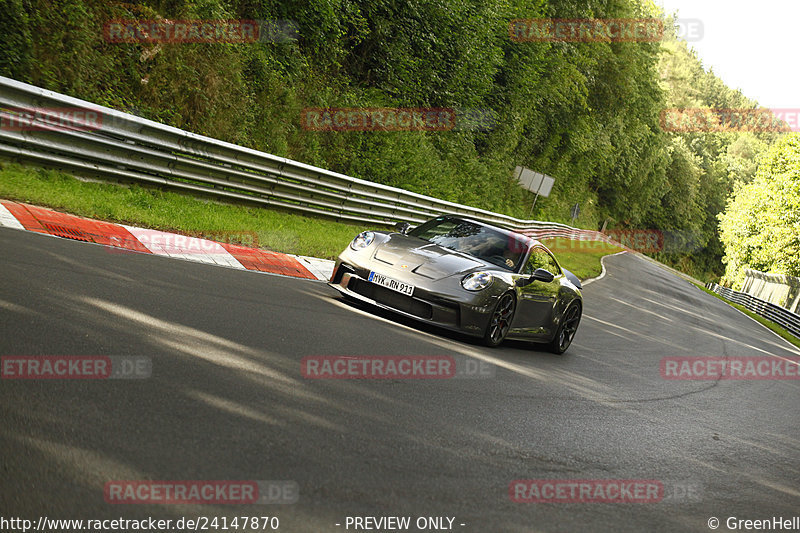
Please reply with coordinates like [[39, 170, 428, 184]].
[[409, 217, 528, 271]]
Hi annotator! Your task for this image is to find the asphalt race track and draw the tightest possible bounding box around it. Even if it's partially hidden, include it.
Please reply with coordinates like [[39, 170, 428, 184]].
[[1, 226, 799, 532]]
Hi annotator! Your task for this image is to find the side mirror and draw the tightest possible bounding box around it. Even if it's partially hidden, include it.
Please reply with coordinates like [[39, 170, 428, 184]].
[[515, 268, 555, 287], [531, 268, 555, 283], [394, 222, 411, 235]]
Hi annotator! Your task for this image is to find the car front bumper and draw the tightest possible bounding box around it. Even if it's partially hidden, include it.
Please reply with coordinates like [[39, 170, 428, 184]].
[[328, 257, 500, 337]]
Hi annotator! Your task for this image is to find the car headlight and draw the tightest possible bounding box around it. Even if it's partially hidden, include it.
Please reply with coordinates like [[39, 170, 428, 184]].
[[349, 231, 375, 251], [461, 271, 493, 291]]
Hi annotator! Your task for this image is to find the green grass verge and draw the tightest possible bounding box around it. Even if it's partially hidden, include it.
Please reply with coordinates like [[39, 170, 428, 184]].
[[0, 163, 371, 260], [541, 237, 625, 281], [693, 282, 800, 350], [0, 162, 622, 277]]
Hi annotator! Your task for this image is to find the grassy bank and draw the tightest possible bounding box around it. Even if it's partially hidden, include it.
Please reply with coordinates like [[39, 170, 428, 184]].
[[0, 162, 621, 278], [541, 238, 624, 280], [0, 163, 370, 259]]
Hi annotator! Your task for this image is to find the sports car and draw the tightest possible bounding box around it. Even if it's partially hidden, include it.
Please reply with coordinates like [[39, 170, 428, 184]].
[[328, 215, 583, 353]]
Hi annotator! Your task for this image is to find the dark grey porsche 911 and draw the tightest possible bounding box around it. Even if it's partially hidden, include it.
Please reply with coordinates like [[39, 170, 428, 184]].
[[328, 215, 583, 353]]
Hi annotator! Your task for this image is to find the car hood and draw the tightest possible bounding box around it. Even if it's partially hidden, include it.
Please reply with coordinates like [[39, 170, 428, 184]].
[[371, 234, 487, 281]]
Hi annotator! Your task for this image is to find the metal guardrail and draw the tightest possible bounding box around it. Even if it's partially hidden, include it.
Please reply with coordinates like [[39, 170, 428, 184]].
[[0, 76, 614, 245], [706, 282, 800, 339]]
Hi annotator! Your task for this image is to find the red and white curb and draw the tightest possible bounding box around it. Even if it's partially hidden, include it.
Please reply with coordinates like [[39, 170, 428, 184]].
[[0, 200, 334, 281]]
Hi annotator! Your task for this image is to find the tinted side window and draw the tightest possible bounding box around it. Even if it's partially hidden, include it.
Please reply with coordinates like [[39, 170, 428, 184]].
[[524, 247, 561, 276]]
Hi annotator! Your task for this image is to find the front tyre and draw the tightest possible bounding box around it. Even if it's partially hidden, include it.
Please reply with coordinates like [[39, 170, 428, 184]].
[[549, 301, 581, 354], [483, 292, 516, 347]]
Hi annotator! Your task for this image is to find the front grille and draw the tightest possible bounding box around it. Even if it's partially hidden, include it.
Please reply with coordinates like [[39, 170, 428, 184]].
[[347, 278, 432, 320]]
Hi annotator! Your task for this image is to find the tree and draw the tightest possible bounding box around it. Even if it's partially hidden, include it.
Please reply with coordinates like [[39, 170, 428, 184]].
[[718, 134, 800, 287], [722, 134, 769, 185]]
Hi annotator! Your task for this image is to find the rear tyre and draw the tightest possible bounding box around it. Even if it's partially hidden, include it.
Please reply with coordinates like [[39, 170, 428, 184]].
[[548, 301, 581, 354], [483, 292, 516, 347]]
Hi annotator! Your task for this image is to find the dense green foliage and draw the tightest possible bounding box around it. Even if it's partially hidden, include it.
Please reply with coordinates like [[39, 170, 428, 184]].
[[652, 32, 780, 278], [718, 134, 800, 286], [0, 0, 784, 280]]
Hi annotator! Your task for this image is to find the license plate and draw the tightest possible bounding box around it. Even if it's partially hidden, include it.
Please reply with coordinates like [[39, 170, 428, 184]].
[[368, 271, 415, 296]]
